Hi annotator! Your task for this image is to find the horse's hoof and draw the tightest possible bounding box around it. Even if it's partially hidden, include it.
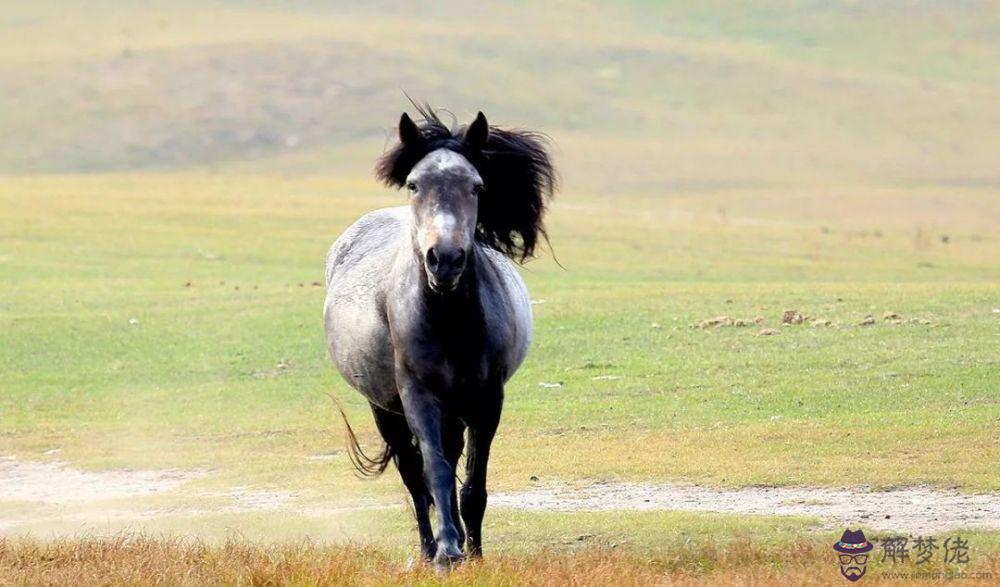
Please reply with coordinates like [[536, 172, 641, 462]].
[[421, 546, 436, 563], [433, 547, 465, 571]]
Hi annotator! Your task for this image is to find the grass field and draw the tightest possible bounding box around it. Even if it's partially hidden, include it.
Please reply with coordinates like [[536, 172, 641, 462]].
[[1, 0, 999, 584], [2, 175, 998, 489], [1, 176, 997, 583]]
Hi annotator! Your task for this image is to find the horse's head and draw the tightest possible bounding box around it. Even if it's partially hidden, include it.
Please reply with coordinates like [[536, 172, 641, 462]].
[[398, 112, 488, 293], [376, 105, 556, 294]]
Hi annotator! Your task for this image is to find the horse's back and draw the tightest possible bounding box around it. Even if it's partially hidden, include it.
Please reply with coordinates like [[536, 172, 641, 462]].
[[325, 206, 409, 287], [324, 207, 409, 407]]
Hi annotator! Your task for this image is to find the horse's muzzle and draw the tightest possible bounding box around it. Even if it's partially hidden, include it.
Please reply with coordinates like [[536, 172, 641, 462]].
[[425, 245, 467, 292]]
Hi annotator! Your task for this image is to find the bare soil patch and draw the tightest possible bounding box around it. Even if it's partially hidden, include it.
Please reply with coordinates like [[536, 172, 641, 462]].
[[0, 457, 199, 503], [492, 482, 1000, 534], [2, 458, 997, 535]]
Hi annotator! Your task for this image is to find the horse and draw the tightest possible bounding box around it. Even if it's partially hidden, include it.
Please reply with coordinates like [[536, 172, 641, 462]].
[[323, 106, 555, 566]]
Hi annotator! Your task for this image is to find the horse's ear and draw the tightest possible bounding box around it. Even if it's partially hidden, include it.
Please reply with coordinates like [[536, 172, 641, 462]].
[[398, 112, 420, 145], [464, 111, 489, 149]]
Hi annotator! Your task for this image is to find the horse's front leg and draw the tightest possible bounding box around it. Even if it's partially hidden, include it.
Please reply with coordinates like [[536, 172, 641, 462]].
[[370, 404, 436, 560], [398, 382, 464, 567], [460, 386, 502, 557]]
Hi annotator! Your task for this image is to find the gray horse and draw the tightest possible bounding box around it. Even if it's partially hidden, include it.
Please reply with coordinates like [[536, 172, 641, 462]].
[[323, 106, 555, 566]]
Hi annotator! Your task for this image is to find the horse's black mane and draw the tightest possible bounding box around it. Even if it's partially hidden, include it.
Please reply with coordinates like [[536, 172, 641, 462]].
[[375, 104, 556, 262]]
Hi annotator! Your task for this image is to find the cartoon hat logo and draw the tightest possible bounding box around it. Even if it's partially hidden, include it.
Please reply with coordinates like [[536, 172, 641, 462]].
[[833, 528, 873, 582]]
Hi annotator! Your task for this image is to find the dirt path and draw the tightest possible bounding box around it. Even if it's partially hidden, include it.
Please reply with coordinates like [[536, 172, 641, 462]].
[[492, 482, 1000, 534], [2, 458, 997, 535], [0, 457, 198, 503]]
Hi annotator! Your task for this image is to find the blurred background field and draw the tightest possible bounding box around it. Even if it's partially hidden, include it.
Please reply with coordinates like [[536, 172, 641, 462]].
[[0, 1, 998, 584], [0, 0, 997, 189]]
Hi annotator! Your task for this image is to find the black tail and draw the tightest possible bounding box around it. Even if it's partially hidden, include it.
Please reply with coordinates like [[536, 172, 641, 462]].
[[329, 394, 393, 478]]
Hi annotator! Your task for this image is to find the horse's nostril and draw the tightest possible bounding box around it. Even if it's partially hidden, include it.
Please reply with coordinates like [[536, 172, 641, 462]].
[[455, 249, 466, 266], [426, 247, 439, 270]]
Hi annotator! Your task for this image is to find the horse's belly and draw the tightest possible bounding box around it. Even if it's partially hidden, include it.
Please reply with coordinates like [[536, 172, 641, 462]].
[[323, 207, 409, 410], [325, 301, 398, 409]]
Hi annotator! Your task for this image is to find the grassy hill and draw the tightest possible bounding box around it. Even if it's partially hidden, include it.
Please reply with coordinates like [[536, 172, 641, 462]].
[[0, 0, 997, 195]]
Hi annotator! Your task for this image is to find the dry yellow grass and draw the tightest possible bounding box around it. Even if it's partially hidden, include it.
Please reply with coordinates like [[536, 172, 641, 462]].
[[0, 535, 996, 586]]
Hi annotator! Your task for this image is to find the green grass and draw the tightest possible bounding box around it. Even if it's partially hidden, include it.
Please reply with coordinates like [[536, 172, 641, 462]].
[[1, 176, 996, 496]]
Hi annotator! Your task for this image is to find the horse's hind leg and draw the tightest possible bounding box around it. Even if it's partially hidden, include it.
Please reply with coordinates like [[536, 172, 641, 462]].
[[370, 404, 436, 560], [460, 388, 502, 557]]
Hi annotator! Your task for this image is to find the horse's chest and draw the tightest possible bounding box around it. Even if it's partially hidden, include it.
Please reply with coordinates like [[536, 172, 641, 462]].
[[415, 337, 492, 393], [390, 284, 512, 395]]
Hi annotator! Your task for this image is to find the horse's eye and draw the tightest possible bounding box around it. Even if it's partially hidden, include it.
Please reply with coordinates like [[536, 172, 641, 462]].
[[406, 182, 418, 193]]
